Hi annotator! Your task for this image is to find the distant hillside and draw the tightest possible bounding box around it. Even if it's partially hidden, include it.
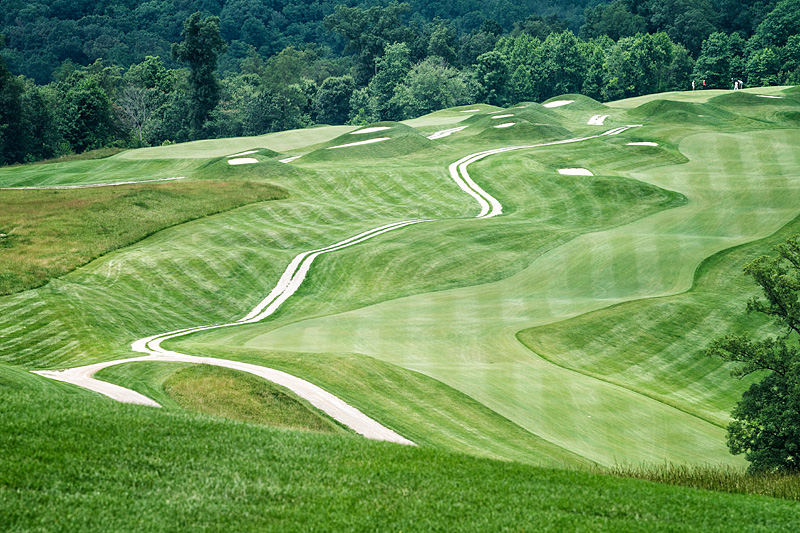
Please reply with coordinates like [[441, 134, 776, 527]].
[[0, 0, 594, 83]]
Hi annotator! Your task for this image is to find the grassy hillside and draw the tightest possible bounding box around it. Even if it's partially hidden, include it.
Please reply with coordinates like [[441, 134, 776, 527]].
[[2, 86, 800, 527], [2, 367, 799, 532]]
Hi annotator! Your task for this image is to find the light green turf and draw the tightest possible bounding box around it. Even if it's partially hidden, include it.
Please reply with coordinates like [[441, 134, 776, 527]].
[[1, 88, 799, 469], [218, 126, 800, 465], [116, 125, 357, 160], [0, 158, 200, 187], [606, 86, 793, 108], [401, 104, 502, 129]]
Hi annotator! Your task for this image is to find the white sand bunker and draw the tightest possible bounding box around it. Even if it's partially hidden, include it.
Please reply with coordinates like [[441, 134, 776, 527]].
[[544, 100, 574, 108], [558, 168, 593, 176], [756, 95, 784, 99], [491, 114, 514, 119], [328, 137, 390, 149], [350, 126, 392, 134], [428, 126, 468, 140], [627, 142, 659, 146], [588, 114, 609, 125], [460, 108, 481, 112], [228, 158, 258, 165], [228, 150, 258, 157], [279, 156, 302, 163], [494, 122, 515, 129]]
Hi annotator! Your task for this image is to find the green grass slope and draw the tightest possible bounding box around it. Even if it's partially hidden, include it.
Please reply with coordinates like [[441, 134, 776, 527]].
[[2, 368, 798, 532], [1, 87, 800, 504]]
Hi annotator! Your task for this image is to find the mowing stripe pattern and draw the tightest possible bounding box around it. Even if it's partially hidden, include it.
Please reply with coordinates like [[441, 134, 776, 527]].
[[32, 127, 638, 444]]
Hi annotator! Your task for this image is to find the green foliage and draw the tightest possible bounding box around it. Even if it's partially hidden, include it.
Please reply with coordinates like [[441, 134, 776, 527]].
[[580, 0, 647, 41], [313, 75, 355, 125], [474, 50, 509, 105], [746, 46, 783, 86], [1, 0, 799, 167], [642, 0, 719, 56], [60, 76, 116, 153], [753, 0, 800, 47], [323, 1, 415, 84], [693, 32, 746, 88], [367, 42, 413, 121], [427, 22, 458, 66], [0, 45, 24, 165], [389, 58, 469, 119], [171, 12, 228, 139], [707, 235, 800, 472]]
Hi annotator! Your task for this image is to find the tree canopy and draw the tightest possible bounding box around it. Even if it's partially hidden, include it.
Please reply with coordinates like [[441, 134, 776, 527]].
[[707, 235, 800, 473], [2, 0, 800, 166], [172, 12, 227, 138]]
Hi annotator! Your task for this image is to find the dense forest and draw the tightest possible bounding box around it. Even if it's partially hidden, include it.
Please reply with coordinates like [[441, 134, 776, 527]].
[[1, 0, 799, 165]]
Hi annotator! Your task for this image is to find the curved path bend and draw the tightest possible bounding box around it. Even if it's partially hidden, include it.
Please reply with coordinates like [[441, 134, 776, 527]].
[[34, 125, 639, 445]]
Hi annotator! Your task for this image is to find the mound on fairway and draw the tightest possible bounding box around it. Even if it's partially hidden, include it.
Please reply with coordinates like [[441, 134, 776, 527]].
[[475, 122, 574, 143], [543, 94, 608, 111], [625, 99, 737, 124], [709, 91, 800, 108], [301, 122, 437, 161]]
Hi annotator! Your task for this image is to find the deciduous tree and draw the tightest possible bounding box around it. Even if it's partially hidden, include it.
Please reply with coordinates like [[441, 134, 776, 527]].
[[707, 235, 800, 472], [171, 12, 227, 139]]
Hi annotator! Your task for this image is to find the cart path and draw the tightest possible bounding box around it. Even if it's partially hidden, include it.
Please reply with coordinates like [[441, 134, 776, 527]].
[[33, 126, 639, 445]]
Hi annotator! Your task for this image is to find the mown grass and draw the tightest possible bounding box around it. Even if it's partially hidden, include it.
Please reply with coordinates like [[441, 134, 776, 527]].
[[2, 367, 799, 532], [2, 89, 800, 476], [98, 349, 591, 468], [0, 179, 287, 295], [96, 356, 800, 503], [237, 124, 800, 466], [516, 208, 800, 431]]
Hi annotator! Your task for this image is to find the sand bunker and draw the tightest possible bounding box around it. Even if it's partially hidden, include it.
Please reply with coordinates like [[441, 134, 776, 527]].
[[558, 168, 593, 176], [494, 123, 515, 129], [228, 158, 258, 165], [228, 150, 258, 157], [350, 126, 392, 134], [544, 100, 574, 108], [327, 137, 390, 149], [588, 114, 609, 125], [491, 114, 514, 119], [460, 108, 481, 112], [627, 142, 659, 146], [279, 156, 302, 163], [756, 95, 784, 99]]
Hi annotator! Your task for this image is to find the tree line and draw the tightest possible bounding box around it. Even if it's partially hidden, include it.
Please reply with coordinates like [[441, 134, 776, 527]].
[[1, 0, 800, 165]]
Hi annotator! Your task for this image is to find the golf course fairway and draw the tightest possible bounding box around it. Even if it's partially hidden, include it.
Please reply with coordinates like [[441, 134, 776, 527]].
[[2, 86, 800, 475]]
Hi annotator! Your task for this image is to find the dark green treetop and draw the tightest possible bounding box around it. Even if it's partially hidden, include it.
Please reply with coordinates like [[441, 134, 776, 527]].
[[172, 12, 227, 138]]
